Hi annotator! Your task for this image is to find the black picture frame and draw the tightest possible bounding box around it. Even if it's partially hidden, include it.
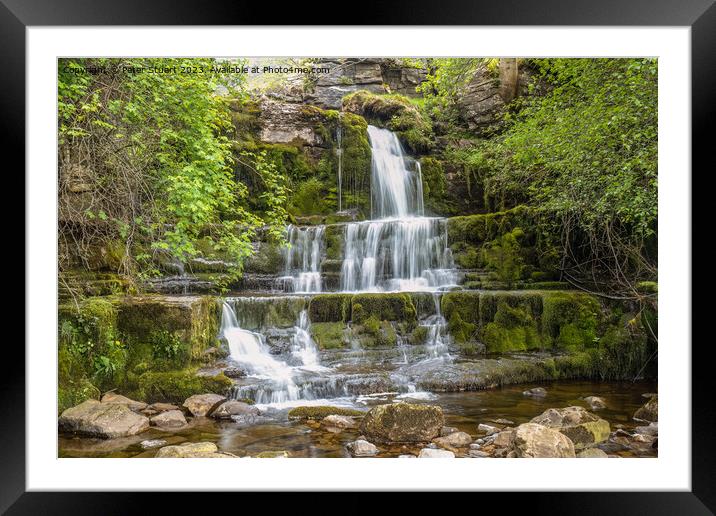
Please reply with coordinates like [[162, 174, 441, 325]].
[[5, 0, 709, 512]]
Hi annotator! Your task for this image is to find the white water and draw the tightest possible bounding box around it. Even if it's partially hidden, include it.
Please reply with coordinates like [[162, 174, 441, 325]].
[[278, 225, 325, 293], [291, 310, 323, 369], [339, 126, 457, 292], [423, 293, 451, 360]]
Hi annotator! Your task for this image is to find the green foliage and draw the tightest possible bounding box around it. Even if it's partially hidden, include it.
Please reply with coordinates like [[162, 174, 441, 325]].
[[482, 228, 526, 286], [289, 177, 327, 216], [132, 369, 232, 404], [310, 322, 348, 349]]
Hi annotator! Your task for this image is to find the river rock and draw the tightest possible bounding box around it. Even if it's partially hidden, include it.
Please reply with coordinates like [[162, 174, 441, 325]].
[[59, 399, 150, 439], [511, 423, 576, 458], [144, 402, 181, 415], [418, 448, 455, 458], [477, 423, 500, 435], [359, 403, 444, 443], [100, 392, 147, 412], [493, 430, 515, 448], [523, 387, 547, 398], [211, 400, 260, 419], [469, 449, 490, 458], [155, 442, 234, 458], [433, 431, 473, 448], [182, 393, 226, 417], [321, 414, 358, 430], [346, 439, 379, 457], [583, 396, 607, 410], [150, 409, 188, 429], [140, 439, 167, 449], [577, 448, 608, 458], [635, 422, 658, 436], [440, 426, 459, 436], [530, 406, 610, 450], [223, 366, 247, 379], [491, 418, 514, 425], [256, 451, 289, 458], [633, 396, 658, 422]]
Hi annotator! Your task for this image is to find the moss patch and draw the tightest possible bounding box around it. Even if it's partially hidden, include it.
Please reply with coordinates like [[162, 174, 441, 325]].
[[287, 405, 365, 420], [308, 294, 352, 323], [311, 322, 349, 349], [541, 291, 599, 351], [131, 369, 232, 404], [351, 293, 417, 324]]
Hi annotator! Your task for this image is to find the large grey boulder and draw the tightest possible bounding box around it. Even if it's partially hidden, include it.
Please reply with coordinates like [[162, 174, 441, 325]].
[[100, 392, 147, 412], [359, 403, 444, 443], [530, 406, 610, 450], [211, 400, 260, 419], [150, 410, 188, 429], [633, 396, 658, 423], [182, 394, 226, 417], [59, 399, 150, 439], [512, 423, 576, 458]]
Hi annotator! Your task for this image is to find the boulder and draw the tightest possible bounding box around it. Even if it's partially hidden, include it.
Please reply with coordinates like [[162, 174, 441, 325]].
[[491, 418, 514, 425], [418, 448, 455, 458], [583, 396, 607, 410], [359, 403, 444, 443], [530, 406, 610, 450], [468, 449, 490, 458], [523, 387, 547, 398], [211, 400, 260, 419], [150, 410, 188, 429], [433, 431, 473, 449], [146, 402, 181, 413], [182, 393, 226, 417], [155, 441, 234, 458], [440, 426, 459, 436], [493, 430, 515, 448], [59, 399, 150, 439], [100, 392, 147, 412], [633, 396, 658, 423], [346, 439, 379, 457], [511, 423, 576, 458], [577, 448, 609, 458], [635, 422, 658, 436], [140, 439, 167, 449], [477, 423, 500, 435], [321, 414, 358, 430]]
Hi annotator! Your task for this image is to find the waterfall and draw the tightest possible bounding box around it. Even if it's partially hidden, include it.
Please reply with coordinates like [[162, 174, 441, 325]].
[[278, 225, 325, 293], [423, 293, 451, 359], [291, 310, 321, 369], [339, 125, 457, 292]]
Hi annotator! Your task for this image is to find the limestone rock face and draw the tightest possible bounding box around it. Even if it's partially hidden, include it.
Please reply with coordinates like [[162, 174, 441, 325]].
[[59, 399, 150, 439], [155, 442, 234, 458], [150, 410, 188, 429], [100, 392, 148, 412], [258, 98, 330, 147], [211, 400, 260, 419], [182, 394, 226, 417], [512, 423, 576, 458], [633, 396, 658, 423], [530, 406, 610, 449], [359, 403, 444, 443]]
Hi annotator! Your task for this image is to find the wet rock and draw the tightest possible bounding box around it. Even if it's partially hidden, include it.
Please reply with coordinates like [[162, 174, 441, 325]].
[[101, 392, 148, 412], [477, 423, 500, 436], [360, 403, 444, 443], [418, 448, 455, 458], [223, 366, 247, 379], [398, 454, 417, 458], [440, 426, 459, 436], [632, 433, 655, 443], [633, 396, 658, 423], [577, 448, 609, 458], [635, 422, 658, 436], [493, 430, 515, 448], [523, 387, 547, 398], [512, 423, 576, 458], [211, 400, 260, 419], [468, 450, 490, 458], [433, 431, 473, 449], [140, 439, 167, 449], [150, 410, 188, 429], [256, 450, 289, 458], [321, 415, 358, 430], [182, 393, 227, 417], [583, 396, 607, 410], [491, 418, 514, 425], [155, 442, 234, 458], [144, 402, 180, 414], [642, 392, 657, 399], [347, 439, 379, 457], [530, 406, 610, 450], [59, 400, 150, 439]]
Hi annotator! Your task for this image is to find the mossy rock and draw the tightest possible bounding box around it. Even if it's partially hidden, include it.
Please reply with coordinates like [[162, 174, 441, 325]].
[[311, 322, 349, 349], [541, 291, 599, 351], [355, 317, 398, 348], [351, 293, 417, 324], [58, 378, 101, 414], [287, 405, 365, 420], [447, 206, 532, 246], [308, 294, 352, 323], [132, 369, 232, 404]]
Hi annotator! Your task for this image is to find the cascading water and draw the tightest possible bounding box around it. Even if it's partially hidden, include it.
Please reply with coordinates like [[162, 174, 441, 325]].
[[291, 310, 322, 369], [339, 125, 457, 292], [278, 225, 325, 293], [423, 293, 451, 359]]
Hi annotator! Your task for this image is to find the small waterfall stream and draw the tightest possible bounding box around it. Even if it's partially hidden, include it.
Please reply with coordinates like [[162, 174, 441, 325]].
[[278, 225, 325, 293]]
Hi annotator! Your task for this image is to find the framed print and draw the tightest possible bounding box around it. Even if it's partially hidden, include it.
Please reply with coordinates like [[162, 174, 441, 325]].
[[7, 0, 711, 511]]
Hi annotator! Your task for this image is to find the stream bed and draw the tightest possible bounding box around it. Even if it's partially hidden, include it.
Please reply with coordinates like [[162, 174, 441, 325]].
[[59, 380, 656, 458]]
